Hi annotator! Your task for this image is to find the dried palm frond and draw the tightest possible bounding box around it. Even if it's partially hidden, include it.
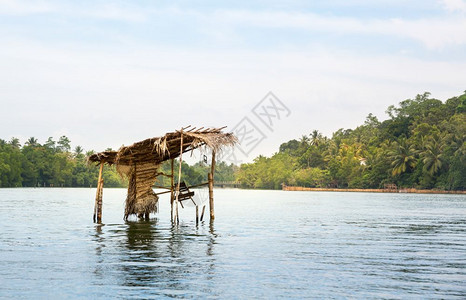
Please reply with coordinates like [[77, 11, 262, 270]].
[[87, 126, 237, 219]]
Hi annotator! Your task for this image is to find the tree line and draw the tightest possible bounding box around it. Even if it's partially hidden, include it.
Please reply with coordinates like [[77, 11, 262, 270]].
[[0, 136, 237, 188], [237, 91, 466, 190], [0, 136, 123, 187], [1, 91, 465, 190]]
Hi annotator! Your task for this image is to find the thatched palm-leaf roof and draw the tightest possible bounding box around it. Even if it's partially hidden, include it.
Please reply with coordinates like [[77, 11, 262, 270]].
[[88, 126, 237, 220], [88, 126, 237, 166]]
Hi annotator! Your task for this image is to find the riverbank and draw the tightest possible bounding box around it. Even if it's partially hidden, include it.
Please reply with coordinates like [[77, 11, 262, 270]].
[[282, 185, 466, 194]]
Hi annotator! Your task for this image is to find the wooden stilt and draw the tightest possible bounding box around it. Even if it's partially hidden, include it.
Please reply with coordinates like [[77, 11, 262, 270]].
[[170, 159, 174, 222], [97, 178, 104, 223], [208, 173, 213, 219], [93, 183, 99, 222], [174, 131, 184, 224], [196, 206, 199, 225], [94, 162, 104, 223], [200, 205, 206, 221], [208, 150, 216, 220], [209, 219, 214, 234]]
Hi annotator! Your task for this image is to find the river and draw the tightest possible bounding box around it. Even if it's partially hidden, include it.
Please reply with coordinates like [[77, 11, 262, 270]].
[[0, 188, 465, 298]]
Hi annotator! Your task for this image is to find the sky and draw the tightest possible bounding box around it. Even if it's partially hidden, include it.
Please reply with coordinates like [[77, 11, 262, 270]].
[[1, 0, 466, 163]]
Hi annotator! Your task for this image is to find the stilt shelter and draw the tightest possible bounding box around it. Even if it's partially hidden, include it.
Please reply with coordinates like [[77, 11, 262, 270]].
[[87, 126, 237, 223]]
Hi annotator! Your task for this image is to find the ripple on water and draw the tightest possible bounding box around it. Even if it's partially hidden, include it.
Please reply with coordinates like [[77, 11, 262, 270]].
[[0, 189, 465, 298]]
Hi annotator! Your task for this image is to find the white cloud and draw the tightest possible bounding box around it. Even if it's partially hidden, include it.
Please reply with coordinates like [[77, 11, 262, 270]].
[[2, 1, 466, 49], [0, 0, 54, 15], [1, 1, 466, 155], [1, 40, 465, 154], [440, 0, 466, 12], [77, 3, 148, 22], [209, 9, 466, 49], [0, 0, 148, 22], [373, 17, 466, 49]]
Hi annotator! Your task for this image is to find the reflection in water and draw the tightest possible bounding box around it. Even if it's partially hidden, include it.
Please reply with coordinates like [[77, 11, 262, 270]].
[[125, 219, 159, 252], [120, 220, 162, 289], [92, 224, 105, 280], [205, 221, 217, 282], [7, 189, 461, 299], [89, 219, 219, 298]]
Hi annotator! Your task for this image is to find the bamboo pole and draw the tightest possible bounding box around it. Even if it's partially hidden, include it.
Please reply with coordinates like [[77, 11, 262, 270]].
[[174, 132, 183, 224], [97, 178, 104, 223], [155, 182, 208, 196], [170, 159, 174, 221], [153, 185, 172, 190], [93, 162, 103, 222], [208, 173, 213, 220], [93, 162, 104, 223], [186, 182, 209, 189], [93, 181, 99, 222], [200, 205, 206, 221], [155, 190, 173, 196], [208, 150, 216, 220]]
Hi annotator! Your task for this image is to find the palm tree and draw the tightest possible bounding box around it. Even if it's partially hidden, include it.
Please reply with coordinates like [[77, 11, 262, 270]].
[[323, 140, 339, 162], [389, 138, 417, 176], [44, 137, 56, 150], [451, 131, 466, 159], [299, 135, 309, 146], [74, 146, 83, 155], [25, 137, 38, 147], [421, 137, 445, 176], [57, 135, 71, 152], [310, 130, 322, 146], [85, 150, 95, 157], [9, 137, 21, 148]]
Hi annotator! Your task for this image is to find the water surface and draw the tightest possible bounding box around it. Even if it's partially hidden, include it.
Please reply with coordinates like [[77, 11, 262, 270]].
[[1, 188, 465, 298]]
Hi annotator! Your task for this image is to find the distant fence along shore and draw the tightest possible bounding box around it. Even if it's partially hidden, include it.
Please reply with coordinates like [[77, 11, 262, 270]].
[[282, 185, 466, 195]]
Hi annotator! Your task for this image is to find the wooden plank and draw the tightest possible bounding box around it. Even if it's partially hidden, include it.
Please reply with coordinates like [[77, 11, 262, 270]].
[[156, 190, 172, 196], [209, 150, 216, 220], [156, 172, 173, 177], [153, 185, 171, 190], [187, 182, 209, 189]]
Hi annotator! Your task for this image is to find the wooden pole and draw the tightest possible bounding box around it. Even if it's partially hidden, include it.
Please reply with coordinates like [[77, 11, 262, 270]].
[[93, 162, 104, 223], [155, 190, 173, 196], [196, 205, 199, 225], [174, 132, 183, 224], [97, 178, 104, 223], [208, 150, 216, 220], [200, 205, 206, 221], [170, 158, 174, 222]]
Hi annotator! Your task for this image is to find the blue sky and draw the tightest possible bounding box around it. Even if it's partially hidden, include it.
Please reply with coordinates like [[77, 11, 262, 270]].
[[1, 0, 465, 162]]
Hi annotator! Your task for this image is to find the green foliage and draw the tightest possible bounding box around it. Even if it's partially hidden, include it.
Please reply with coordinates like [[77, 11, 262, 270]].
[[1, 91, 465, 191], [292, 168, 330, 187], [153, 159, 238, 188], [237, 154, 296, 189], [236, 91, 466, 190], [456, 93, 466, 113], [0, 136, 125, 188], [389, 138, 417, 176]]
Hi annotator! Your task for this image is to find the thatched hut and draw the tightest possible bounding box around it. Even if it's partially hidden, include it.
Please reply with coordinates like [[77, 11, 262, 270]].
[[88, 126, 237, 223]]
